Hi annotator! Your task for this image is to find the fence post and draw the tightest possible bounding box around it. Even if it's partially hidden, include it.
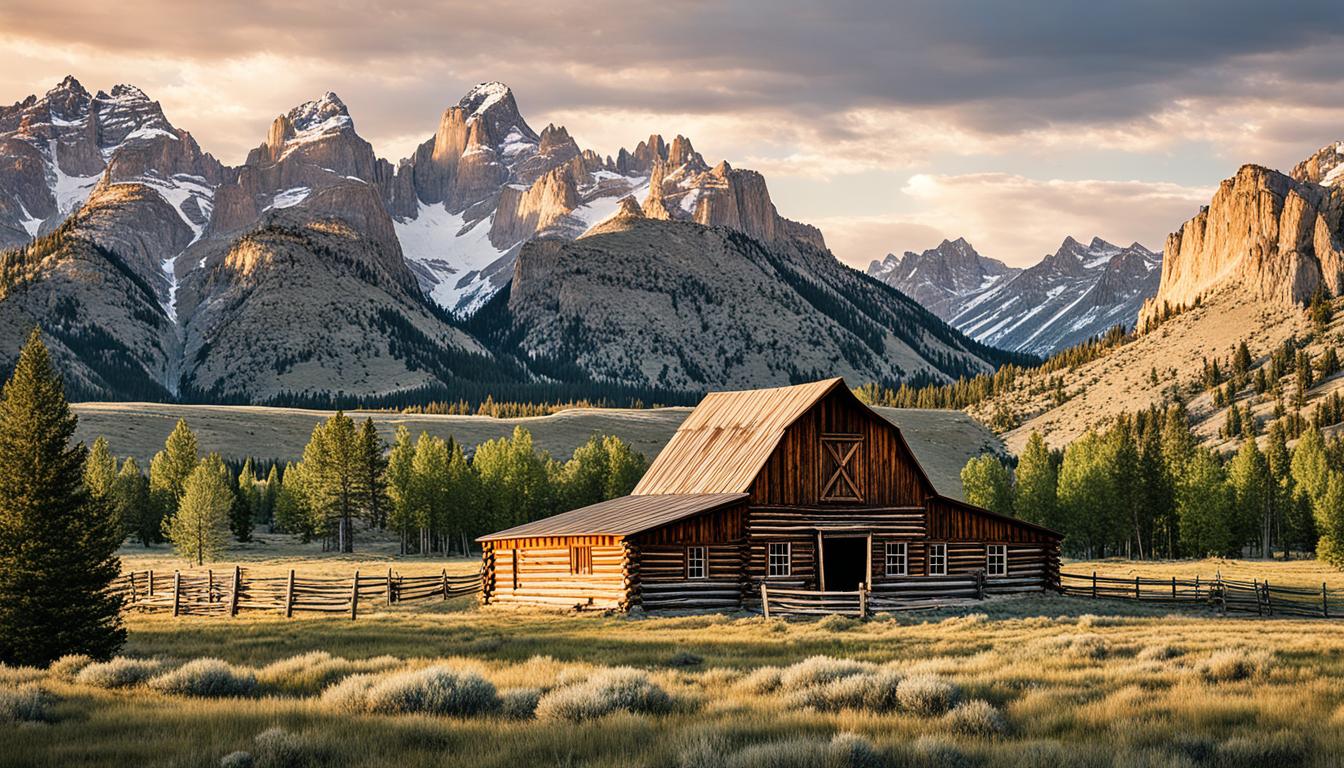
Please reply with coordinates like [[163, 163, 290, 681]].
[[350, 570, 360, 621], [1264, 580, 1272, 616], [1092, 571, 1097, 599], [1323, 582, 1329, 619], [1216, 571, 1225, 615], [1135, 576, 1140, 601], [761, 582, 770, 619], [129, 571, 137, 605], [442, 568, 449, 601], [975, 571, 985, 600], [172, 570, 181, 616], [149, 569, 156, 597], [1195, 575, 1200, 600], [208, 569, 214, 604], [229, 565, 241, 617], [858, 582, 867, 619], [1172, 576, 1177, 600], [1253, 579, 1262, 616], [284, 569, 295, 618], [387, 567, 395, 605]]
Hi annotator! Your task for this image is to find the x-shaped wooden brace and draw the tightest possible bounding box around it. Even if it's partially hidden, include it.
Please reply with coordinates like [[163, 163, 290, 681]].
[[821, 440, 862, 500]]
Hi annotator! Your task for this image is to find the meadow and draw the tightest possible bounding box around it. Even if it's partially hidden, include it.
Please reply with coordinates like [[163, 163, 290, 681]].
[[5, 551, 1344, 768]]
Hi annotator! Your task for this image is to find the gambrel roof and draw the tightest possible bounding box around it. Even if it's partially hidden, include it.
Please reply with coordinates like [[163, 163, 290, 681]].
[[633, 377, 934, 496]]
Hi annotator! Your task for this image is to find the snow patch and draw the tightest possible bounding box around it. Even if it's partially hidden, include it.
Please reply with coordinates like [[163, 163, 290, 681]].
[[267, 186, 311, 210], [394, 201, 507, 311]]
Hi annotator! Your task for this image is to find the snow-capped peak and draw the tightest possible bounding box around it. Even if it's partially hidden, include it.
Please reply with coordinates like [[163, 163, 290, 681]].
[[460, 81, 513, 117], [288, 92, 351, 134]]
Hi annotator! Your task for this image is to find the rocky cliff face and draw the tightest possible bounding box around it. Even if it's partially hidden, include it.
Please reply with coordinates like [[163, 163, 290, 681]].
[[869, 236, 1159, 356], [1140, 163, 1344, 325], [481, 213, 1013, 391]]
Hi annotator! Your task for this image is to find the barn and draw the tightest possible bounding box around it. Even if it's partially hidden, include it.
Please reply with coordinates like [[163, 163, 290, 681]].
[[477, 378, 1061, 613]]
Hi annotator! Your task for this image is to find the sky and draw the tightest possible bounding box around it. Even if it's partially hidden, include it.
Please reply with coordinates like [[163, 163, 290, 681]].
[[4, 0, 1344, 269]]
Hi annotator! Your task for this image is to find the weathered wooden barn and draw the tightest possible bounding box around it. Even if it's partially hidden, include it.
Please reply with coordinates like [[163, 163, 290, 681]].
[[477, 378, 1061, 612]]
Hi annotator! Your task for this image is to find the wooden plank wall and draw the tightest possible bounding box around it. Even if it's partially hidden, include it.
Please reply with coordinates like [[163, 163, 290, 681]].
[[637, 544, 744, 611], [750, 389, 931, 507], [486, 543, 626, 609], [926, 497, 1057, 543]]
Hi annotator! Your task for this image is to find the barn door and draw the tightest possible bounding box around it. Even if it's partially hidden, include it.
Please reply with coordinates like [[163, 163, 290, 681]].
[[820, 435, 863, 502]]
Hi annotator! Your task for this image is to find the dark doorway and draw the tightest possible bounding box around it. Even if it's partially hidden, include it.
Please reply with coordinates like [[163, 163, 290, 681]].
[[821, 536, 868, 591]]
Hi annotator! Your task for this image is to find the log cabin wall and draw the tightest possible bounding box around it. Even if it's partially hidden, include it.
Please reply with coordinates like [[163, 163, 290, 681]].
[[483, 534, 627, 610], [629, 503, 748, 611]]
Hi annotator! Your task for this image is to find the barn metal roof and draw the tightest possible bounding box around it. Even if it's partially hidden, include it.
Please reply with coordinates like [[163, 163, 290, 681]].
[[632, 378, 847, 495], [476, 493, 749, 541]]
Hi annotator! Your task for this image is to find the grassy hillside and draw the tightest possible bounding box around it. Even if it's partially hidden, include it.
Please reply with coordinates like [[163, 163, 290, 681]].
[[71, 402, 1002, 500]]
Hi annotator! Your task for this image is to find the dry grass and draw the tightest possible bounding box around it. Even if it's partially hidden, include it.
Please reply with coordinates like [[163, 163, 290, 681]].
[[9, 558, 1344, 766]]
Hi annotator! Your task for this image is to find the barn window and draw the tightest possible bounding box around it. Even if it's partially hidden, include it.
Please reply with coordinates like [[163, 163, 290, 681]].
[[686, 546, 707, 579], [928, 543, 947, 576], [986, 544, 1007, 577], [820, 435, 863, 501], [885, 542, 907, 576], [768, 542, 792, 577], [569, 546, 592, 575]]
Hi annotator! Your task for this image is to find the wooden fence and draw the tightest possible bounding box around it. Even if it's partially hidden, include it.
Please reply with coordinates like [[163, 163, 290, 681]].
[[1060, 571, 1340, 619], [112, 567, 482, 619], [760, 573, 990, 618]]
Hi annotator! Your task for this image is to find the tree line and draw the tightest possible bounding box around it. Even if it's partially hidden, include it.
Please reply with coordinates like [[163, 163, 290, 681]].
[[88, 413, 649, 564], [961, 405, 1344, 564]]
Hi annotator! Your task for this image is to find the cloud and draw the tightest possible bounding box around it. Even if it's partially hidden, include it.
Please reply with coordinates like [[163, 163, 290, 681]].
[[814, 174, 1215, 269]]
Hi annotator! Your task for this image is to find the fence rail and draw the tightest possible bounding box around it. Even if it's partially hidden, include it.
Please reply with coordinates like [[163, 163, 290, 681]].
[[760, 573, 991, 618], [1060, 570, 1339, 619], [112, 567, 482, 619]]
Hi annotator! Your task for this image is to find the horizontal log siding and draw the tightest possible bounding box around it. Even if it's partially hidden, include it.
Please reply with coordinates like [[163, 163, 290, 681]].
[[487, 542, 627, 609], [750, 389, 931, 507], [925, 497, 1056, 543]]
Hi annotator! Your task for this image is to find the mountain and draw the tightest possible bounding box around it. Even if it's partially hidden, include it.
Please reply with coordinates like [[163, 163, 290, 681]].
[[468, 201, 1019, 391], [0, 76, 1016, 403], [867, 238, 1018, 320], [968, 146, 1344, 453], [868, 236, 1160, 356]]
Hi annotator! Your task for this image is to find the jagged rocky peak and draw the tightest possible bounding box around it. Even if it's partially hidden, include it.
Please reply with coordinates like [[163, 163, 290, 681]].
[[256, 91, 354, 163], [1141, 162, 1344, 325], [1292, 140, 1344, 186]]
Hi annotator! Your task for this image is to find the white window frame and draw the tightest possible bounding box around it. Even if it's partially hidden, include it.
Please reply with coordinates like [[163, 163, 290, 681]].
[[768, 542, 792, 577], [986, 544, 1007, 577], [686, 546, 707, 580], [928, 543, 947, 576], [884, 541, 908, 576]]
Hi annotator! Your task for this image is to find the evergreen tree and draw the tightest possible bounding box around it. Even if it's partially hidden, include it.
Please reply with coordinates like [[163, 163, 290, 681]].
[[1136, 418, 1173, 558], [296, 412, 366, 552], [1013, 432, 1058, 530], [149, 419, 199, 534], [1108, 417, 1144, 557], [386, 426, 417, 553], [112, 458, 152, 546], [410, 432, 450, 553], [231, 459, 258, 542], [259, 465, 280, 528], [1057, 430, 1118, 556], [358, 419, 390, 531], [1227, 437, 1270, 557], [0, 329, 124, 665], [474, 426, 552, 530], [1177, 449, 1234, 556], [1291, 427, 1331, 507], [83, 436, 118, 501], [163, 453, 233, 566], [961, 454, 1014, 517], [1266, 422, 1309, 556], [272, 461, 313, 540], [1315, 471, 1344, 569], [442, 438, 478, 553]]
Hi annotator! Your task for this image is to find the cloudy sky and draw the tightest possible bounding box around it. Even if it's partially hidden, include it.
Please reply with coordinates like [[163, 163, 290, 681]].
[[4, 0, 1343, 268]]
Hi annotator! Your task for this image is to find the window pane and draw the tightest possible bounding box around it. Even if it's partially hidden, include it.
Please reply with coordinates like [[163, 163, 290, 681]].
[[768, 542, 791, 577], [885, 541, 907, 576], [687, 546, 706, 579]]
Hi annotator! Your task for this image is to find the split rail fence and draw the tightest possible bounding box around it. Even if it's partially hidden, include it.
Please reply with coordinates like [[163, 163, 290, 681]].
[[112, 567, 482, 619], [1060, 570, 1340, 619], [760, 573, 990, 618]]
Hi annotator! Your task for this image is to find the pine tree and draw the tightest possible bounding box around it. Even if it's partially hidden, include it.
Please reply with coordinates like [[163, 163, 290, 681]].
[[1013, 432, 1058, 531], [1057, 430, 1118, 557], [386, 426, 417, 553], [272, 462, 312, 540], [1314, 471, 1344, 569], [1227, 437, 1270, 556], [1136, 419, 1173, 558], [260, 465, 280, 528], [296, 412, 366, 552], [0, 329, 125, 665], [113, 458, 152, 546], [1292, 427, 1331, 507], [358, 419, 390, 531], [163, 454, 233, 565], [149, 419, 199, 534], [961, 454, 1014, 517], [230, 459, 256, 543], [84, 436, 118, 501], [1177, 449, 1234, 557]]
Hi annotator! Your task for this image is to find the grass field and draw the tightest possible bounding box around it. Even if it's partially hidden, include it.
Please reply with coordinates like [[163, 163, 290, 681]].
[[5, 549, 1344, 767]]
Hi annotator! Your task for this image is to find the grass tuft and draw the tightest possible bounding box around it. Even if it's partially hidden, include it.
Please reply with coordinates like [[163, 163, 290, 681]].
[[535, 667, 673, 722], [1197, 649, 1273, 682], [47, 654, 94, 680], [76, 657, 168, 688], [499, 687, 541, 719], [325, 666, 499, 716], [944, 699, 1008, 737], [896, 673, 960, 716], [778, 656, 873, 692], [256, 651, 402, 695], [0, 682, 54, 723], [149, 658, 258, 697], [219, 751, 254, 768]]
